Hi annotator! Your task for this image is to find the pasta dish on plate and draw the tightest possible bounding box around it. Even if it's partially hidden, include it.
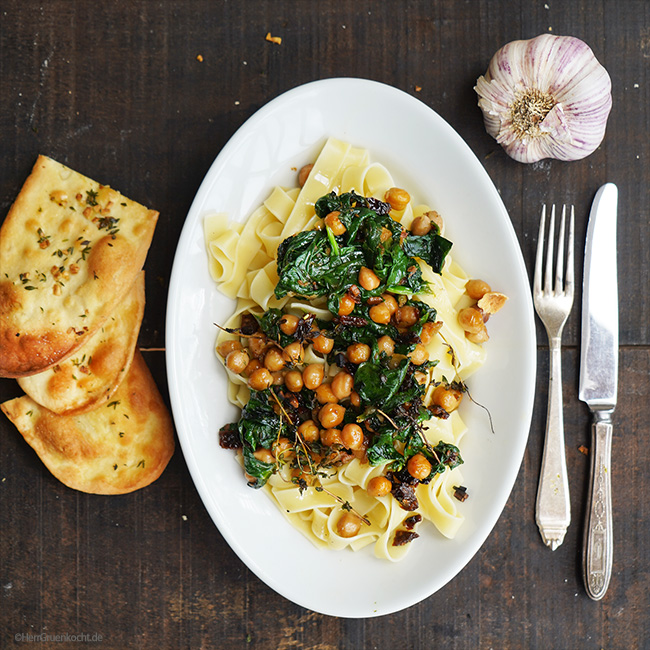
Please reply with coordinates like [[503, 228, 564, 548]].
[[203, 137, 506, 561]]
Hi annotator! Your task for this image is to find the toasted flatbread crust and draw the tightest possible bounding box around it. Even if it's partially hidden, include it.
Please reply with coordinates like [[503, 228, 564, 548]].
[[0, 155, 158, 378], [1, 349, 174, 494], [17, 272, 145, 415]]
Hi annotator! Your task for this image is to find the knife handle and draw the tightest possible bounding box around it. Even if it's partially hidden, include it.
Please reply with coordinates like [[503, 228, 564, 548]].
[[535, 340, 571, 550], [583, 413, 614, 600]]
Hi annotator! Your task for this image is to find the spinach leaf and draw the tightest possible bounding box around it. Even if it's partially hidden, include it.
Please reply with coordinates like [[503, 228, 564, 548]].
[[242, 445, 275, 487], [354, 358, 410, 407], [366, 429, 405, 467], [238, 389, 281, 451], [403, 231, 453, 274]]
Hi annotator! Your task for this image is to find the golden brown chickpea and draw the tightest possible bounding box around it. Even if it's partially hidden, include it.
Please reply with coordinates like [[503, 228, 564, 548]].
[[466, 325, 490, 344], [243, 359, 262, 377], [369, 302, 391, 325], [271, 371, 285, 386], [380, 227, 392, 243], [279, 313, 300, 336], [338, 293, 356, 316], [346, 342, 370, 364], [331, 371, 354, 400], [284, 369, 304, 392], [408, 344, 429, 366], [253, 447, 274, 464], [312, 333, 334, 354], [248, 367, 273, 391], [336, 512, 362, 538], [341, 423, 364, 450], [282, 341, 304, 365], [458, 307, 485, 334], [248, 332, 267, 358], [396, 305, 419, 328], [431, 385, 463, 412], [297, 419, 320, 442], [315, 383, 339, 404], [226, 349, 250, 374], [319, 403, 346, 429], [217, 339, 242, 357], [410, 214, 432, 236], [407, 453, 432, 480], [420, 320, 443, 345], [377, 335, 395, 357], [367, 475, 392, 498], [298, 163, 314, 187], [302, 363, 325, 390], [384, 187, 411, 212], [263, 348, 286, 372], [324, 210, 346, 236], [465, 278, 492, 301], [320, 427, 343, 447], [358, 266, 381, 291], [349, 391, 361, 407], [272, 437, 295, 461], [291, 467, 314, 486], [381, 293, 398, 315]]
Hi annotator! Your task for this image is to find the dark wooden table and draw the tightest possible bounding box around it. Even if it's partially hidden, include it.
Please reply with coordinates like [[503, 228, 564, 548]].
[[1, 2, 648, 648]]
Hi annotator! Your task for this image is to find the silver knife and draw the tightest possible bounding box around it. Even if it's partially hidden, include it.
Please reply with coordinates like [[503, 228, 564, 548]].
[[579, 182, 618, 601]]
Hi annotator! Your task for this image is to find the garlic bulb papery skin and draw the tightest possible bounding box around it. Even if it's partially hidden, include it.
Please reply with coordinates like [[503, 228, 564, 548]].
[[475, 34, 612, 163]]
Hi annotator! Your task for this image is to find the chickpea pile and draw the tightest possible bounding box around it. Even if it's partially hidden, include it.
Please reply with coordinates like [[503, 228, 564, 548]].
[[457, 279, 508, 343]]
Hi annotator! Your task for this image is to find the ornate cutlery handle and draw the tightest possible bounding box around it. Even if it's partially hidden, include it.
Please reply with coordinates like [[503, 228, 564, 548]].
[[583, 413, 614, 600], [535, 338, 571, 550]]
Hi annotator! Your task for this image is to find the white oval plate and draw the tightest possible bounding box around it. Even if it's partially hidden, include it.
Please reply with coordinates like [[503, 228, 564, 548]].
[[166, 78, 536, 618]]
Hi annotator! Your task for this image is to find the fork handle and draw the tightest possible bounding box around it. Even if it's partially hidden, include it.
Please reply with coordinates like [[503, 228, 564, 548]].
[[582, 412, 613, 600], [535, 337, 571, 550]]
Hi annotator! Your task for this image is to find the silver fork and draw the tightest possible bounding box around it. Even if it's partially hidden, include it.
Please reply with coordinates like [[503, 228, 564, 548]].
[[533, 204, 575, 550]]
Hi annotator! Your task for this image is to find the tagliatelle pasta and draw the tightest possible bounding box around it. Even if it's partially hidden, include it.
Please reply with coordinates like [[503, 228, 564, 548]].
[[205, 137, 504, 561]]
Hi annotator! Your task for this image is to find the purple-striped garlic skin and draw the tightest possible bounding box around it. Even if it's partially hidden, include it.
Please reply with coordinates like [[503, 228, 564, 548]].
[[475, 34, 612, 163]]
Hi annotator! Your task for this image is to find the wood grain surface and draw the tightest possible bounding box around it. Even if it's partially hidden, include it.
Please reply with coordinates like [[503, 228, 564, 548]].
[[1, 1, 648, 648]]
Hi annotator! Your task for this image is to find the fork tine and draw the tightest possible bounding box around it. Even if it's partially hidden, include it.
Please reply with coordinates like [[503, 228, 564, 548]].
[[555, 205, 566, 293], [565, 205, 575, 296], [544, 205, 556, 295], [534, 205, 546, 296]]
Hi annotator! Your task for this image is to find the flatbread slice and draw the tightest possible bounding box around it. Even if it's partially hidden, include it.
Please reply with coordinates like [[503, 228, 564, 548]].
[[17, 272, 145, 415], [0, 155, 158, 378], [1, 349, 175, 494]]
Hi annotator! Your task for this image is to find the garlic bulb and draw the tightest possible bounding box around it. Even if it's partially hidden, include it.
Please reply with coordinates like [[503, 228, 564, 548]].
[[475, 34, 612, 163]]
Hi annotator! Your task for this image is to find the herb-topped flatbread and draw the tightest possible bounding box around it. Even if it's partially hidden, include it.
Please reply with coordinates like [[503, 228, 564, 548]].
[[1, 349, 175, 495], [17, 272, 145, 415], [0, 155, 158, 378]]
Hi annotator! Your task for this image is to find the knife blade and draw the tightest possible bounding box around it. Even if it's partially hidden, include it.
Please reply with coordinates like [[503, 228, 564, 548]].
[[579, 182, 618, 601]]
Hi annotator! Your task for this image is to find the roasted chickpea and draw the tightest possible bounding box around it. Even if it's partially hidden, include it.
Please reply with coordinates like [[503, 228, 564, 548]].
[[284, 369, 304, 392], [377, 335, 395, 357], [336, 512, 362, 538], [338, 293, 356, 316], [358, 266, 381, 291], [420, 321, 442, 345], [380, 227, 392, 243], [302, 363, 325, 390], [367, 475, 392, 498], [466, 326, 490, 344], [243, 359, 262, 377], [271, 371, 285, 386], [226, 349, 249, 374], [384, 187, 411, 212], [320, 427, 343, 447], [465, 278, 492, 301], [291, 467, 314, 486], [272, 437, 295, 461], [411, 214, 432, 236], [324, 210, 346, 236], [297, 419, 319, 442], [458, 306, 485, 334], [431, 385, 463, 412], [331, 371, 354, 400], [264, 348, 286, 372], [217, 339, 242, 357], [407, 453, 432, 480], [425, 210, 443, 231], [283, 341, 304, 365], [312, 333, 334, 354], [319, 403, 345, 429], [298, 163, 314, 187], [408, 344, 429, 366], [381, 293, 398, 315], [315, 383, 338, 404], [369, 302, 391, 325], [248, 367, 273, 391], [396, 305, 419, 328], [341, 423, 364, 450], [349, 391, 361, 407], [248, 332, 267, 358], [253, 447, 274, 464], [279, 313, 300, 335], [346, 342, 370, 364]]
